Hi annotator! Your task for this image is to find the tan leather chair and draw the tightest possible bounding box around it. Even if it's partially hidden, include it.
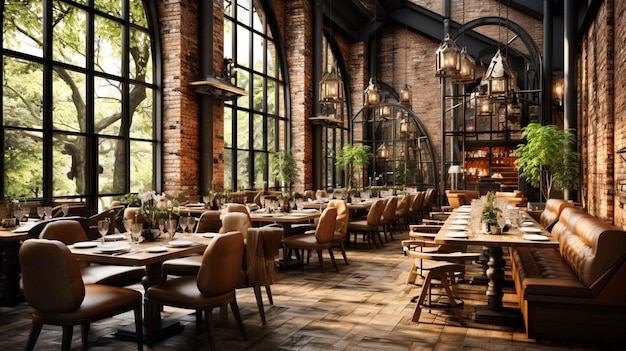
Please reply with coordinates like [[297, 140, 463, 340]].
[[219, 211, 251, 239], [394, 193, 414, 229], [224, 203, 252, 222], [195, 210, 222, 233], [379, 196, 398, 242], [283, 207, 338, 273], [145, 232, 246, 349], [19, 239, 143, 351], [39, 220, 145, 286], [409, 191, 425, 224], [347, 199, 385, 247], [328, 199, 349, 265]]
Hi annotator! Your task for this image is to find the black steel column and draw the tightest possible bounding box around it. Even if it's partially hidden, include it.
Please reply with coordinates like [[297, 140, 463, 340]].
[[312, 0, 323, 190], [564, 0, 577, 201], [198, 1, 214, 195], [542, 0, 553, 124]]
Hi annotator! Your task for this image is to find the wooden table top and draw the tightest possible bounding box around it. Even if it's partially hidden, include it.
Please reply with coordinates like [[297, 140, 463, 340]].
[[249, 210, 320, 223]]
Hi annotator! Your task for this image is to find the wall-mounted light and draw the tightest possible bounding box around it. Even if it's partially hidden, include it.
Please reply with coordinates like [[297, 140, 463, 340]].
[[553, 76, 564, 107]]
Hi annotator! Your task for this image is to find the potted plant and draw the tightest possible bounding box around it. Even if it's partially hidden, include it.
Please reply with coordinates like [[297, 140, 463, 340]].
[[335, 144, 374, 191], [513, 123, 578, 201], [271, 150, 299, 190], [481, 191, 501, 234]]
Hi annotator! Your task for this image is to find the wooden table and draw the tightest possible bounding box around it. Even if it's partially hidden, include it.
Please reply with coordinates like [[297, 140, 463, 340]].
[[300, 200, 374, 211], [69, 233, 214, 339], [0, 227, 28, 306], [435, 208, 558, 324], [249, 210, 320, 236]]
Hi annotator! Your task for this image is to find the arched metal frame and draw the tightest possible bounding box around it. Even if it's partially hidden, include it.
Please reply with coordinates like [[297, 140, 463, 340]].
[[351, 102, 438, 190], [441, 16, 542, 197]]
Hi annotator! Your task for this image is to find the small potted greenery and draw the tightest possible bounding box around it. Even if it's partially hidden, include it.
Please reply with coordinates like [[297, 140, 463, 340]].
[[481, 191, 501, 234], [335, 144, 374, 191]]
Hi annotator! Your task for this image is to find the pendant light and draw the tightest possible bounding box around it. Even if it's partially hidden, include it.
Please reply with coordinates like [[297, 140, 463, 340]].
[[318, 0, 344, 103], [364, 78, 381, 107], [400, 25, 412, 107], [435, 33, 461, 78]]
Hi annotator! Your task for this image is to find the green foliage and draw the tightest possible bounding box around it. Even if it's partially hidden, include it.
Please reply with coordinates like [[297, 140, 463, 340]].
[[481, 191, 501, 225], [513, 123, 578, 200], [335, 144, 373, 189], [270, 151, 298, 187]]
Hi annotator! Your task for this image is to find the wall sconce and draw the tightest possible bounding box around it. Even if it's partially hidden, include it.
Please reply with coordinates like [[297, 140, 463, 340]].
[[553, 76, 564, 107]]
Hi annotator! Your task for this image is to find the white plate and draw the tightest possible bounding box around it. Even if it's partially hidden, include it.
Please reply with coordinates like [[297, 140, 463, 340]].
[[168, 240, 194, 247], [521, 221, 534, 226], [457, 206, 472, 213], [448, 225, 467, 231], [146, 246, 168, 253], [454, 215, 471, 219], [445, 232, 468, 238], [104, 234, 125, 241], [97, 245, 131, 254], [450, 219, 469, 225], [73, 241, 98, 249], [520, 227, 542, 233], [202, 233, 217, 238], [523, 234, 549, 241]]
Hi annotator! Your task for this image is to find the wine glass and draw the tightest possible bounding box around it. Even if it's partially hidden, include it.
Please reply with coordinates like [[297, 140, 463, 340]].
[[179, 216, 188, 234], [98, 219, 110, 244], [14, 207, 24, 225], [130, 223, 143, 247], [166, 218, 178, 240], [61, 203, 69, 217], [37, 206, 45, 221], [186, 216, 196, 233], [44, 206, 52, 219], [158, 218, 166, 238], [22, 206, 30, 221]]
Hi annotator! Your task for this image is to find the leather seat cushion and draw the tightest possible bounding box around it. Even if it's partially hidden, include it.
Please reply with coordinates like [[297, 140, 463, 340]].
[[146, 276, 234, 308], [348, 220, 376, 231], [283, 234, 331, 250], [32, 285, 141, 323], [512, 247, 592, 298]]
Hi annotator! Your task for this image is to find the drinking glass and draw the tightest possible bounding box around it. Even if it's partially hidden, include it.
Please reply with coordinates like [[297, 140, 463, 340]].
[[37, 207, 45, 220], [44, 206, 52, 220], [166, 218, 178, 240], [22, 206, 30, 221], [130, 223, 143, 247], [61, 203, 69, 217], [186, 216, 196, 233], [98, 219, 110, 244], [14, 208, 24, 224], [179, 216, 188, 233], [158, 218, 166, 238], [295, 198, 303, 211]]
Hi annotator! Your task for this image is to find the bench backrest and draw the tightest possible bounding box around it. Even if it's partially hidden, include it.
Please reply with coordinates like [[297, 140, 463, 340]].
[[554, 207, 626, 287], [539, 198, 575, 230]]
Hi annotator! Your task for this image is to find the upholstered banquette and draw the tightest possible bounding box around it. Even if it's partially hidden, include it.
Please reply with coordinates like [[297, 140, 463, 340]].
[[510, 206, 626, 342]]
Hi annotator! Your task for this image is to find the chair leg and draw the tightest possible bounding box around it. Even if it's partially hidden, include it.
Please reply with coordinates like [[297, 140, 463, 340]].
[[253, 285, 267, 325], [25, 321, 43, 351], [230, 297, 247, 340], [265, 285, 274, 305], [81, 323, 89, 346], [339, 241, 348, 264], [412, 272, 433, 323], [328, 248, 338, 272], [204, 308, 216, 351], [441, 272, 466, 326], [196, 309, 203, 330], [134, 306, 144, 351], [61, 324, 73, 351], [316, 249, 324, 273]]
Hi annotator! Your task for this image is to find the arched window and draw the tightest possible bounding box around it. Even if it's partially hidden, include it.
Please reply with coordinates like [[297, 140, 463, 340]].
[[223, 0, 288, 191], [1, 0, 159, 210]]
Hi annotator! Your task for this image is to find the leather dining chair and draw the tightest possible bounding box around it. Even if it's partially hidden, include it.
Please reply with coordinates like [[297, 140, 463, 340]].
[[145, 231, 246, 350], [39, 220, 145, 287], [379, 196, 398, 242], [219, 211, 251, 238], [19, 239, 143, 351], [347, 199, 385, 248], [195, 210, 222, 233], [283, 207, 338, 273], [394, 193, 414, 230], [327, 199, 349, 265]]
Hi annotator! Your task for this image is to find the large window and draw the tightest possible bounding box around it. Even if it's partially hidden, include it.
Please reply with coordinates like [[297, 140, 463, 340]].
[[223, 0, 288, 191], [2, 0, 159, 210]]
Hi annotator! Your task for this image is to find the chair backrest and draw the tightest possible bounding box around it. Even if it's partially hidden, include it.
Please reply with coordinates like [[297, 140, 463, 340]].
[[366, 199, 385, 226], [303, 190, 316, 201], [397, 194, 413, 215], [314, 207, 337, 243], [540, 198, 575, 230], [225, 203, 251, 222], [328, 199, 349, 237], [382, 196, 398, 222], [195, 210, 221, 233], [88, 207, 119, 235], [245, 227, 283, 286], [219, 212, 251, 238], [39, 219, 88, 244], [20, 239, 85, 313], [123, 207, 139, 222], [411, 191, 425, 212], [423, 188, 437, 210], [197, 231, 245, 297]]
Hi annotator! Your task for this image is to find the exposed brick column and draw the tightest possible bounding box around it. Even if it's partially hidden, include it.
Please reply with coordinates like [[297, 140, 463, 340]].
[[157, 0, 201, 197], [285, 0, 313, 192]]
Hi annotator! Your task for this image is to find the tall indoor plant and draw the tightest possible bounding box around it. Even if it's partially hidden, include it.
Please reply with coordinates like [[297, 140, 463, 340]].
[[271, 150, 299, 190], [513, 123, 578, 201], [335, 144, 374, 190]]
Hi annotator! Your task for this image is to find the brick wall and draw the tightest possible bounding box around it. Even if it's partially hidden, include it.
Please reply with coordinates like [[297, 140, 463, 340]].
[[579, 0, 616, 223], [612, 0, 626, 226]]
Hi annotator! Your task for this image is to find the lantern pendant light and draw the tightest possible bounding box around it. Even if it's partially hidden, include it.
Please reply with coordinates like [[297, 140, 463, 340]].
[[364, 78, 381, 107], [484, 49, 515, 99], [319, 63, 344, 103], [435, 33, 461, 78]]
